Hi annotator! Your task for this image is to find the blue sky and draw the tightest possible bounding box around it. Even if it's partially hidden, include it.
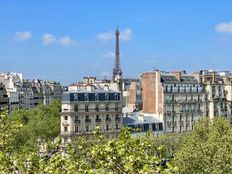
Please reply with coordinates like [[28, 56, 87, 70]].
[[1, 1, 232, 85]]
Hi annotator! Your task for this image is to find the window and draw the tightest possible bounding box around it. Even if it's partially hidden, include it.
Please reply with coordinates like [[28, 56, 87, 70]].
[[74, 116, 80, 123], [105, 105, 109, 111], [115, 93, 119, 100], [106, 114, 111, 121], [75, 126, 78, 132], [116, 124, 119, 129], [75, 116, 78, 120], [74, 105, 78, 112], [105, 94, 109, 100], [85, 93, 89, 101], [86, 126, 90, 132], [106, 124, 110, 130], [95, 105, 99, 112], [96, 115, 101, 122], [115, 104, 118, 111], [64, 116, 68, 120], [115, 114, 120, 121], [85, 105, 89, 112], [158, 123, 163, 130], [64, 126, 68, 131], [95, 94, 99, 101], [144, 124, 149, 131], [74, 94, 78, 101], [85, 115, 91, 123]]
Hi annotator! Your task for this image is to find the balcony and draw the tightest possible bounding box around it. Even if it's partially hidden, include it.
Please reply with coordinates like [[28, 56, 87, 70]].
[[85, 119, 91, 123], [115, 117, 121, 122], [74, 119, 81, 124], [105, 118, 111, 122], [95, 119, 101, 123]]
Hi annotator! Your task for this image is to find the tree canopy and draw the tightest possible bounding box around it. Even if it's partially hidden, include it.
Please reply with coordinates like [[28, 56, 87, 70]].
[[2, 105, 232, 173], [174, 117, 232, 174], [6, 100, 61, 148]]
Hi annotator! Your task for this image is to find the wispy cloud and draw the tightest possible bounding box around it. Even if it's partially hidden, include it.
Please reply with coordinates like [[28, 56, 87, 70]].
[[120, 28, 133, 41], [97, 31, 114, 42], [102, 52, 115, 59], [42, 34, 77, 46], [97, 28, 133, 42], [215, 21, 232, 34], [14, 31, 32, 41], [42, 34, 57, 45], [59, 36, 75, 46]]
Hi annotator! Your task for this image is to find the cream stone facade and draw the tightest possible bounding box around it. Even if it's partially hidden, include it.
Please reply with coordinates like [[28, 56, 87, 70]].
[[60, 86, 123, 143]]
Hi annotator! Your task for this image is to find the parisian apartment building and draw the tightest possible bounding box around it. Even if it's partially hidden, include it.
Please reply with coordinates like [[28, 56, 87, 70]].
[[60, 85, 123, 143], [0, 82, 9, 112], [141, 69, 232, 133], [0, 72, 63, 113]]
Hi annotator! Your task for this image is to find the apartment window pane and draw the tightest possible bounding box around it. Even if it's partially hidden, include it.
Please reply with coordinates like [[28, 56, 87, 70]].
[[75, 126, 78, 132], [95, 105, 99, 112], [85, 105, 89, 112], [144, 124, 149, 131]]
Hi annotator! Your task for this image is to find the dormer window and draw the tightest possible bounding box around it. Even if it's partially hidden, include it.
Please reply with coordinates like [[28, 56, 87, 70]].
[[95, 93, 99, 101], [85, 93, 89, 101], [115, 93, 119, 100], [105, 93, 109, 100], [74, 94, 78, 101]]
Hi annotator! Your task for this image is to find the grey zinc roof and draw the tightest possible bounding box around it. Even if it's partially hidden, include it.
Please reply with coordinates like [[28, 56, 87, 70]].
[[64, 87, 118, 94], [161, 75, 199, 84], [123, 112, 162, 125], [180, 75, 199, 84], [161, 75, 179, 84]]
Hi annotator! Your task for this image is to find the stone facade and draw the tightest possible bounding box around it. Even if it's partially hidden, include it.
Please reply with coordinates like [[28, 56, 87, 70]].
[[0, 83, 8, 112], [60, 86, 123, 143]]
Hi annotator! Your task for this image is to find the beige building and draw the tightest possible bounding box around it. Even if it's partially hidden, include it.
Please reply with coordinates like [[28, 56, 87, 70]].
[[60, 85, 123, 143], [0, 83, 8, 112], [141, 70, 205, 133], [193, 70, 232, 124]]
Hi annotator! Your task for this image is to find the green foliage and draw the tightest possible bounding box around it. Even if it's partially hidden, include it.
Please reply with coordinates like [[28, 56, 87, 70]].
[[3, 105, 232, 173], [0, 126, 176, 173], [174, 117, 232, 174], [7, 100, 61, 148]]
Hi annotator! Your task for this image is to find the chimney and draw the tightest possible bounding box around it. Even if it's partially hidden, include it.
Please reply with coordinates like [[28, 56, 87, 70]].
[[104, 84, 109, 91], [86, 84, 92, 91]]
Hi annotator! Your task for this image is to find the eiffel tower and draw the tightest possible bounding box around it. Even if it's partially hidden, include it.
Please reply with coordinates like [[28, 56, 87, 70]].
[[112, 27, 122, 82]]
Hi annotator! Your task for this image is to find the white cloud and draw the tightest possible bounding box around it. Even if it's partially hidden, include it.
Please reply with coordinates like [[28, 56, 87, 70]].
[[58, 36, 75, 46], [42, 34, 57, 45], [97, 28, 133, 42], [102, 52, 115, 59], [42, 34, 76, 46], [14, 31, 32, 41], [97, 31, 114, 42], [215, 21, 232, 34], [120, 28, 133, 41]]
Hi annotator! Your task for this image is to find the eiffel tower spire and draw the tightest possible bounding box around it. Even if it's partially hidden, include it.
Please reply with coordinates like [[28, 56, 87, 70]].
[[113, 27, 122, 81]]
